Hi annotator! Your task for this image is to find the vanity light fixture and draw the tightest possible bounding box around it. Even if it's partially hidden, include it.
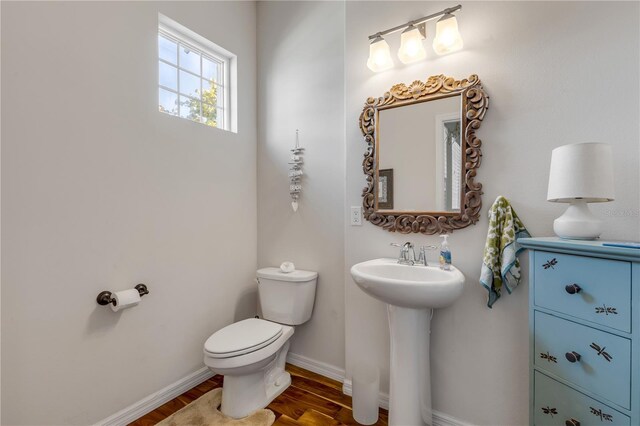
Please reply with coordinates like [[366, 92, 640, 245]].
[[367, 5, 463, 72], [433, 13, 464, 55], [398, 24, 427, 64], [367, 35, 394, 72]]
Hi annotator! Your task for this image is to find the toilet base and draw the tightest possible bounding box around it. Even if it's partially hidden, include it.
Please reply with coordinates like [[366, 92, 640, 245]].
[[213, 339, 292, 418], [221, 369, 290, 418]]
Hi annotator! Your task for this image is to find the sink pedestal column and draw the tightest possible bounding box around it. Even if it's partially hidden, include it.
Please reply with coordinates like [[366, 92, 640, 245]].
[[387, 305, 432, 426]]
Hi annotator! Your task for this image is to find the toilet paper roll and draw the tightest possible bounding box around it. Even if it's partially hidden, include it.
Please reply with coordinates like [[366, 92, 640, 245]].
[[111, 289, 141, 312], [280, 262, 295, 273]]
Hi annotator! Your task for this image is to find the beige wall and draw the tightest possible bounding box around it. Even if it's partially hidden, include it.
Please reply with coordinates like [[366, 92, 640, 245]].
[[1, 2, 257, 424], [256, 1, 346, 370], [345, 2, 639, 425]]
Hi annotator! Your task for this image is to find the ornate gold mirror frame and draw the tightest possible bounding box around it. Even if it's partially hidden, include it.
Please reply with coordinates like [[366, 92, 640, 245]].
[[359, 74, 489, 234]]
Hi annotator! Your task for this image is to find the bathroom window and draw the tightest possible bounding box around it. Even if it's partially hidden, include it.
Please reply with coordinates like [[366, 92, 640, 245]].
[[158, 15, 236, 131]]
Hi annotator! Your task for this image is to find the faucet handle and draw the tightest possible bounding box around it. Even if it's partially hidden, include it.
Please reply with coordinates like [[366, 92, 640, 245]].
[[390, 243, 402, 247], [416, 245, 439, 266]]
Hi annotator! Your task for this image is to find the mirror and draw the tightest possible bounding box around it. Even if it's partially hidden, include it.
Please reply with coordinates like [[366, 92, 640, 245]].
[[378, 95, 462, 212], [359, 74, 488, 234]]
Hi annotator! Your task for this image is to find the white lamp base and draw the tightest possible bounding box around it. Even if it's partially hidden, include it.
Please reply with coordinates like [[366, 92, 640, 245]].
[[553, 200, 603, 240]]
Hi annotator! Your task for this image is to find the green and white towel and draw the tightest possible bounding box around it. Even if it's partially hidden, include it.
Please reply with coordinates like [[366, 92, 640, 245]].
[[480, 196, 531, 308]]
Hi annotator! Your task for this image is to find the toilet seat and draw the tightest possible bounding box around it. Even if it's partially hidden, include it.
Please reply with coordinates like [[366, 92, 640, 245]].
[[204, 318, 283, 359]]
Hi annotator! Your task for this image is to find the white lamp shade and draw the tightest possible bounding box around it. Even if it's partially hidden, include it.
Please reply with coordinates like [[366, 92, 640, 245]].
[[398, 25, 427, 64], [432, 14, 463, 55], [367, 37, 394, 72], [547, 142, 615, 203]]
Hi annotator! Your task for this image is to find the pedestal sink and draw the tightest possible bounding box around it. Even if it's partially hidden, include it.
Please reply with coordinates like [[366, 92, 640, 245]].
[[350, 258, 465, 426]]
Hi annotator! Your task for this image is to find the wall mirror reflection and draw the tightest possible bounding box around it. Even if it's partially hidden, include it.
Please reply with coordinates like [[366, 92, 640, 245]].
[[377, 95, 462, 212], [359, 74, 489, 234]]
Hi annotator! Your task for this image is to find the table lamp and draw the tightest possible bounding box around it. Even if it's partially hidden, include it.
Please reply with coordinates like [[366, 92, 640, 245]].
[[547, 142, 614, 240]]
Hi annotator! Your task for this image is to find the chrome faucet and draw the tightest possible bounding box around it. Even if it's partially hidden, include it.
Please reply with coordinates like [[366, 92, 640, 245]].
[[391, 242, 416, 265], [391, 242, 439, 266]]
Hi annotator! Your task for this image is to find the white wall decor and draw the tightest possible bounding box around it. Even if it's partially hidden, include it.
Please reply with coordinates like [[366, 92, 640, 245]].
[[289, 130, 304, 212]]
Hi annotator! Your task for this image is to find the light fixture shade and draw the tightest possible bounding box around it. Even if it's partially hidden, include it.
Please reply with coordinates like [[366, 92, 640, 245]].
[[547, 142, 615, 203], [367, 36, 394, 72], [398, 25, 426, 64], [432, 14, 463, 55]]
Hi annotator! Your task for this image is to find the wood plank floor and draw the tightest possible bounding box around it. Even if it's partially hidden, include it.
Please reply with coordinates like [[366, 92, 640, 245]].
[[129, 364, 388, 426]]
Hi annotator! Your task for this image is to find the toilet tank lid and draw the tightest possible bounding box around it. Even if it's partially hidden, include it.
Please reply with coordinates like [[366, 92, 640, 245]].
[[257, 267, 318, 282]]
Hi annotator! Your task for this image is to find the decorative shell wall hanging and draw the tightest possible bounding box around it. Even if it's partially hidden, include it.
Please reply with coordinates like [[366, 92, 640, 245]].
[[289, 129, 304, 212]]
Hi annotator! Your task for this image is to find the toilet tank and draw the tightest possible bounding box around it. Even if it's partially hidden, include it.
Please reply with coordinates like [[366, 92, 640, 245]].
[[257, 267, 318, 325]]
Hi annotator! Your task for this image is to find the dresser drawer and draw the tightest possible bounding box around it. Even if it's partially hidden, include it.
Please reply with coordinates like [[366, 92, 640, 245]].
[[534, 251, 631, 332], [534, 312, 631, 409], [534, 371, 630, 426]]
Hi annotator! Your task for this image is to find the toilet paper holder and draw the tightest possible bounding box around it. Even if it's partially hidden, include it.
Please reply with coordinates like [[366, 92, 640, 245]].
[[96, 284, 149, 307]]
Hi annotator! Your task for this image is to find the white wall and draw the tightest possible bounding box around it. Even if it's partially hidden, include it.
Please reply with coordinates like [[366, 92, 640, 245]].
[[1, 2, 257, 424], [345, 2, 639, 425], [256, 1, 346, 370]]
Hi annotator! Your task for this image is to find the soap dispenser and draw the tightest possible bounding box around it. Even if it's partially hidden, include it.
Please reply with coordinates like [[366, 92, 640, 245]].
[[439, 235, 451, 271]]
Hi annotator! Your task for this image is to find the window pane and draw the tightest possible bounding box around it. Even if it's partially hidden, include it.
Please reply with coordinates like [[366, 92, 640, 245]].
[[202, 103, 217, 128], [179, 95, 201, 122], [158, 88, 178, 115], [159, 61, 177, 90], [180, 70, 200, 97], [201, 79, 218, 107], [158, 35, 177, 64], [179, 46, 200, 74], [202, 57, 219, 83]]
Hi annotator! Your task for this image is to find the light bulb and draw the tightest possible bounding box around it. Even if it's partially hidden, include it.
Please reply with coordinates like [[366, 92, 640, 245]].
[[367, 35, 394, 72], [433, 14, 463, 55], [398, 24, 427, 64]]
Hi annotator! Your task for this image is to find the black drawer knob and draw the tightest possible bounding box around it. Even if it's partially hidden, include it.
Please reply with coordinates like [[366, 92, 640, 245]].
[[565, 419, 580, 426], [565, 284, 582, 294], [565, 351, 581, 363]]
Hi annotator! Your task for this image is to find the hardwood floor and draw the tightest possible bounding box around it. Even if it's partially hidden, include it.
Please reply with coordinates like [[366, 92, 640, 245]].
[[129, 364, 388, 426]]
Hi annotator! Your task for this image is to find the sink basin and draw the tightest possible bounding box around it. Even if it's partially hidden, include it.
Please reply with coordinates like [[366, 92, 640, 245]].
[[350, 258, 464, 309], [350, 258, 465, 425]]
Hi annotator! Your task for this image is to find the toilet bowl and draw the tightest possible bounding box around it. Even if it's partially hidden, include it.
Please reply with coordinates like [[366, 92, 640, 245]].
[[203, 267, 317, 418]]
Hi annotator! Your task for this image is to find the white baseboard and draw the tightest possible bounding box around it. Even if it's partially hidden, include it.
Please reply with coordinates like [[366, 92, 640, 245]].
[[96, 353, 472, 426], [95, 367, 214, 426], [431, 410, 476, 426], [286, 351, 345, 383]]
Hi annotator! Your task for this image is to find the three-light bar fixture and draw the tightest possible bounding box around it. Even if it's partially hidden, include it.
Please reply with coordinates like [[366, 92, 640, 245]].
[[367, 5, 464, 72]]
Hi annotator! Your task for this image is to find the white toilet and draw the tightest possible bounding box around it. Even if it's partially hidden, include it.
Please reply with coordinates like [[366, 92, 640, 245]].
[[203, 267, 318, 418]]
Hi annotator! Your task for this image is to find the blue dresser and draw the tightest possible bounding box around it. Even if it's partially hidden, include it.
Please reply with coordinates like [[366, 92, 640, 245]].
[[519, 237, 640, 426]]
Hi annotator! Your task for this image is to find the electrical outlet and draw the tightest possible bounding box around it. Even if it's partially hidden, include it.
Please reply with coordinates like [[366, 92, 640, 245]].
[[350, 206, 362, 226]]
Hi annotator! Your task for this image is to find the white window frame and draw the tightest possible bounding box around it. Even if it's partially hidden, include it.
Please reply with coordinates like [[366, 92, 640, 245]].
[[158, 14, 237, 132]]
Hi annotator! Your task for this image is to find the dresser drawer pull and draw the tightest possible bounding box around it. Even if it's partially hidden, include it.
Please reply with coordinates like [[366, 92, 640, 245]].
[[565, 283, 582, 294], [565, 419, 580, 426], [543, 258, 558, 269], [565, 351, 581, 363], [590, 342, 613, 362], [595, 304, 618, 315], [541, 406, 558, 417], [589, 406, 613, 422]]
